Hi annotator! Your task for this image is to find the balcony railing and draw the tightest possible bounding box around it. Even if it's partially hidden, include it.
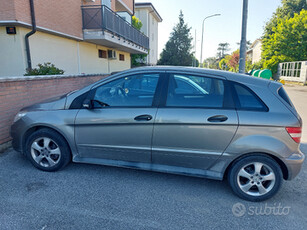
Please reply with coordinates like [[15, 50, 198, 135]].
[[82, 5, 149, 50]]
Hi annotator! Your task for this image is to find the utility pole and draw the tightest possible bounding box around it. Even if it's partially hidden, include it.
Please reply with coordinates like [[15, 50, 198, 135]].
[[194, 29, 197, 67], [238, 0, 248, 73]]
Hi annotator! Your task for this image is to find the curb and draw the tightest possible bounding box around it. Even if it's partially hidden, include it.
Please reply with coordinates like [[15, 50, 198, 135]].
[[0, 141, 12, 153]]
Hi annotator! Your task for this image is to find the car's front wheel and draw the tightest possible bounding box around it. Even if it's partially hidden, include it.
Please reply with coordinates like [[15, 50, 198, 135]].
[[228, 154, 283, 202], [25, 128, 71, 171]]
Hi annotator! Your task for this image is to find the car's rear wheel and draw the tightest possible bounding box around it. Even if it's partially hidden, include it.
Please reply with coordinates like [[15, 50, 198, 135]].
[[25, 128, 71, 171], [228, 154, 282, 202]]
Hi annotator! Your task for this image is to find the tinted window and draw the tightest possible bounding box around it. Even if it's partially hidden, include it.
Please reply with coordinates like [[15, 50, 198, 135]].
[[233, 83, 267, 111], [166, 74, 224, 108], [278, 87, 293, 107], [93, 74, 159, 107]]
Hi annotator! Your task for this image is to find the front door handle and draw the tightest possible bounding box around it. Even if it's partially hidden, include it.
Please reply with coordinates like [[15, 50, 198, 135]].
[[207, 115, 228, 122], [134, 114, 153, 121]]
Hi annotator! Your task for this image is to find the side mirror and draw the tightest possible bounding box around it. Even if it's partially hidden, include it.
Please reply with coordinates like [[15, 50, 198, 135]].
[[82, 99, 92, 109]]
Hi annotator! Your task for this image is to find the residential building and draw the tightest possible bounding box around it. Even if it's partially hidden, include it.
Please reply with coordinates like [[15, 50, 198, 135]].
[[0, 0, 149, 77], [246, 39, 262, 64], [135, 3, 162, 65]]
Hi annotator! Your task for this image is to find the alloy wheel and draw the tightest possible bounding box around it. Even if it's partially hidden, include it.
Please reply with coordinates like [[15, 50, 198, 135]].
[[31, 137, 61, 168], [237, 162, 276, 196]]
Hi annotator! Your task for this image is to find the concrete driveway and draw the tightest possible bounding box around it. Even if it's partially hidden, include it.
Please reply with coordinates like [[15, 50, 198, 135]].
[[0, 85, 306, 230]]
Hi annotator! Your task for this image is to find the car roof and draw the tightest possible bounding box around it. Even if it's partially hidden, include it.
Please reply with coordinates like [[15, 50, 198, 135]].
[[116, 66, 277, 87]]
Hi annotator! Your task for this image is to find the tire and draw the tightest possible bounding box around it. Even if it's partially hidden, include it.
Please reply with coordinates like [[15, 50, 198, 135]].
[[227, 154, 283, 202], [25, 128, 71, 172]]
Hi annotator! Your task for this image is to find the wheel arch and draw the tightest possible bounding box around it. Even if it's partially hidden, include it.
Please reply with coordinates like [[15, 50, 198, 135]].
[[223, 152, 289, 180], [22, 125, 73, 158]]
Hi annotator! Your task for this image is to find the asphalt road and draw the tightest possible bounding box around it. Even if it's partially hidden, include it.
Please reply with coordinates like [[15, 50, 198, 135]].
[[0, 85, 306, 230]]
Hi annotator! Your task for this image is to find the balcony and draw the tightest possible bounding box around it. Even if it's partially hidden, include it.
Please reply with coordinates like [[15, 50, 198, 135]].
[[82, 5, 149, 54]]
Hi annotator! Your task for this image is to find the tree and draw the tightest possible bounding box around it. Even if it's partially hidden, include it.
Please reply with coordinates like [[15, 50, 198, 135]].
[[217, 43, 230, 59], [131, 16, 147, 67], [219, 58, 229, 70], [263, 0, 306, 40], [192, 56, 199, 67], [227, 50, 240, 72], [219, 49, 252, 72], [204, 57, 219, 69], [157, 11, 193, 66], [262, 10, 307, 73]]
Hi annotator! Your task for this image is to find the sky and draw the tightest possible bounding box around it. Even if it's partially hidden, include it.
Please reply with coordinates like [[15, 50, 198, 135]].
[[135, 0, 282, 62]]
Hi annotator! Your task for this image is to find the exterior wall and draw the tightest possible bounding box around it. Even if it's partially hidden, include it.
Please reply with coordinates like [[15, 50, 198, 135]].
[[79, 41, 131, 74], [115, 0, 134, 14], [0, 26, 131, 76], [1, 0, 83, 39], [251, 41, 262, 64], [0, 0, 16, 21], [135, 8, 159, 65], [148, 13, 158, 65], [120, 0, 134, 12], [0, 0, 133, 39], [32, 0, 83, 38], [0, 74, 108, 146], [111, 0, 116, 11], [246, 50, 252, 61], [20, 28, 80, 75], [0, 27, 27, 77], [83, 0, 103, 7], [0, 0, 135, 38]]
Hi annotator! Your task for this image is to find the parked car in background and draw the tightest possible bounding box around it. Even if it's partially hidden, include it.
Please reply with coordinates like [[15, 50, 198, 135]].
[[11, 67, 304, 201]]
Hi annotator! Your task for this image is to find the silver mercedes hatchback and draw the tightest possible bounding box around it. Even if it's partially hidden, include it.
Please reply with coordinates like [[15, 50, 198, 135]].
[[11, 67, 304, 201]]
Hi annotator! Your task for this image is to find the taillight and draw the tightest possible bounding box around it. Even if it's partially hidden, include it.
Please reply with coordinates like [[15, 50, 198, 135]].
[[286, 127, 302, 143]]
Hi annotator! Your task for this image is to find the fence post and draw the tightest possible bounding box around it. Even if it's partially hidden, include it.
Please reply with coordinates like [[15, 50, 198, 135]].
[[302, 61, 307, 85], [277, 63, 282, 80]]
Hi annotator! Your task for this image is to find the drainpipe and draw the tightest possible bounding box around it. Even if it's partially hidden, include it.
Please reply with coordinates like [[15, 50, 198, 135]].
[[25, 0, 36, 70]]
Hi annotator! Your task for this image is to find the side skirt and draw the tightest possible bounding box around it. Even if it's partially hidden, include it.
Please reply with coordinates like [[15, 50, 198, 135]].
[[73, 156, 224, 180]]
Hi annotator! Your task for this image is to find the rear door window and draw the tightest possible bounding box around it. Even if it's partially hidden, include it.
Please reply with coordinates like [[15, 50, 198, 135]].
[[166, 74, 225, 108]]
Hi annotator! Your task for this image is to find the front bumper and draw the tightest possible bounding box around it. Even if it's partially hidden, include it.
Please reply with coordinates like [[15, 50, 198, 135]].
[[10, 119, 25, 154], [284, 150, 305, 180]]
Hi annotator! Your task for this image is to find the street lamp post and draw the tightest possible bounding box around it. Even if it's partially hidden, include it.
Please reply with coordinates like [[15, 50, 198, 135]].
[[200, 13, 221, 68]]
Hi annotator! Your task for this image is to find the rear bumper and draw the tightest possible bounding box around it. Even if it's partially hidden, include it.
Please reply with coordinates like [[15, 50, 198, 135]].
[[284, 150, 305, 180]]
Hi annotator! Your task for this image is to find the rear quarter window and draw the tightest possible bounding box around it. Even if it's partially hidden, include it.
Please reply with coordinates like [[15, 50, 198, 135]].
[[278, 87, 293, 107], [233, 83, 268, 111]]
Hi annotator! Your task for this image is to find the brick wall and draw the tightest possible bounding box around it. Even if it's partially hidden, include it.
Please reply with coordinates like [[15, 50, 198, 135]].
[[0, 74, 107, 146], [0, 0, 16, 21]]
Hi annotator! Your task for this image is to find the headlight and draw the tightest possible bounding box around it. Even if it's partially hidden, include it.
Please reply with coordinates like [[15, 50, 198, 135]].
[[13, 111, 27, 123]]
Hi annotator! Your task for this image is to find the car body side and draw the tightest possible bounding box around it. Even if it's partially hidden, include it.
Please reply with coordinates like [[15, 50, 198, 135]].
[[10, 67, 304, 180]]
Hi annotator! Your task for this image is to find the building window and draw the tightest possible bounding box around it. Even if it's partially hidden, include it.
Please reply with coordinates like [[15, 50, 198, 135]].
[[119, 54, 125, 61], [98, 49, 107, 58]]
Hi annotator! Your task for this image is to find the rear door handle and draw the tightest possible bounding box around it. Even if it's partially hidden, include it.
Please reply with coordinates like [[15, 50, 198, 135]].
[[207, 115, 228, 122], [134, 114, 153, 121]]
